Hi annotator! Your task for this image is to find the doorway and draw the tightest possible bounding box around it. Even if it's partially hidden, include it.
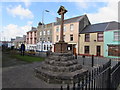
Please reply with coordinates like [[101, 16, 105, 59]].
[[96, 46, 101, 56]]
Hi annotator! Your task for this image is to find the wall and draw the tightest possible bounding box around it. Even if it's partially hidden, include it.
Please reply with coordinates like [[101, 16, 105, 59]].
[[52, 22, 79, 53], [104, 30, 120, 58], [79, 33, 104, 56]]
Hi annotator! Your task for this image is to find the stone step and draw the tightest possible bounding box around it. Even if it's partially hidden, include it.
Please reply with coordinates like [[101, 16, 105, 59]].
[[47, 56, 74, 61], [34, 67, 88, 84], [41, 63, 82, 72], [45, 60, 78, 66]]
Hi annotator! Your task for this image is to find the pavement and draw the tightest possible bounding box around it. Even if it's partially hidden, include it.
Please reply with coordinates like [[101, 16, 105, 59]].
[[2, 52, 120, 89]]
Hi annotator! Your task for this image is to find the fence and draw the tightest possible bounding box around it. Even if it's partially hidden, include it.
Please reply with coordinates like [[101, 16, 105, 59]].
[[60, 60, 120, 90]]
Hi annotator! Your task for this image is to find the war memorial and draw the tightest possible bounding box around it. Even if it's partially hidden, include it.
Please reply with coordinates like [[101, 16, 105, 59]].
[[34, 6, 88, 84]]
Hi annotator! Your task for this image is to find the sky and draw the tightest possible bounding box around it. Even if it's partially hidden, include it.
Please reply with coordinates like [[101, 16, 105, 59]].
[[0, 0, 119, 41]]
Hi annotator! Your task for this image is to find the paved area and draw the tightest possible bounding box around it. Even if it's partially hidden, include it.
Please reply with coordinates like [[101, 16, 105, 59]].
[[2, 62, 66, 88], [77, 56, 119, 67], [2, 51, 119, 89]]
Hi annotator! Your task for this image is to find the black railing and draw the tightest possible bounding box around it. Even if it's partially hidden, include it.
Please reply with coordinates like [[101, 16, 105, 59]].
[[60, 60, 120, 90]]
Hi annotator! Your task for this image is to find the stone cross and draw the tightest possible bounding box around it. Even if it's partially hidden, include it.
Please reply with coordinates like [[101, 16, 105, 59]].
[[57, 6, 67, 42]]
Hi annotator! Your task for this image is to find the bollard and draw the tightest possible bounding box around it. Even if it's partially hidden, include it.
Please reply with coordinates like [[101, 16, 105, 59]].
[[75, 53, 77, 59], [82, 55, 85, 65], [92, 55, 94, 67]]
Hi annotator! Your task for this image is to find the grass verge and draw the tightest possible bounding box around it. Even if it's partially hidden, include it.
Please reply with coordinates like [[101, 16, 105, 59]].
[[12, 54, 45, 62]]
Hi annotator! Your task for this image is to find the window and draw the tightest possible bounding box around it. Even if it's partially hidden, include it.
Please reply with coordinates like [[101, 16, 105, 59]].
[[114, 31, 120, 41], [43, 31, 46, 35], [47, 45, 49, 50], [56, 26, 59, 32], [97, 32, 103, 42], [47, 30, 50, 35], [70, 34, 73, 41], [40, 32, 42, 36], [40, 38, 42, 41], [56, 35, 59, 41], [84, 46, 89, 54], [34, 31, 36, 37], [64, 25, 66, 31], [85, 34, 90, 42], [108, 45, 120, 57], [70, 24, 74, 31], [48, 37, 50, 41], [44, 45, 46, 50]]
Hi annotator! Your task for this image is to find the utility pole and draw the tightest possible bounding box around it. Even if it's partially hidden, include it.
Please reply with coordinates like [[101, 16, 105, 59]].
[[41, 10, 49, 51]]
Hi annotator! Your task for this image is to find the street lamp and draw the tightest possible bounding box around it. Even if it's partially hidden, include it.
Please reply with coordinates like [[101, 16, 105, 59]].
[[41, 10, 50, 51]]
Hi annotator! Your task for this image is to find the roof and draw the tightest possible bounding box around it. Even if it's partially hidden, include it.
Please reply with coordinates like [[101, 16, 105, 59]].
[[80, 21, 120, 34], [14, 36, 26, 42], [105, 21, 120, 31], [54, 15, 85, 25], [27, 27, 37, 33]]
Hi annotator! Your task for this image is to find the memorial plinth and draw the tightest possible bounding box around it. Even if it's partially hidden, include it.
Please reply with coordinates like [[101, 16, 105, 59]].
[[54, 41, 68, 53]]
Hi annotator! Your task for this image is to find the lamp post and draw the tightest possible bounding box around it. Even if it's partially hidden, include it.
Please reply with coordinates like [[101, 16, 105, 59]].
[[41, 10, 49, 51]]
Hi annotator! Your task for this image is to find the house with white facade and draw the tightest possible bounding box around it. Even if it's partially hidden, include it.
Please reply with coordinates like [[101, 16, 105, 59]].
[[36, 22, 54, 52]]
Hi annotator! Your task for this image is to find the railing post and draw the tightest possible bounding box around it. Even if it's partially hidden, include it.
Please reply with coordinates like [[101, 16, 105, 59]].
[[82, 55, 85, 65], [73, 83, 75, 90], [92, 55, 94, 67], [77, 80, 80, 90], [61, 85, 63, 90], [107, 59, 111, 90], [67, 84, 69, 90]]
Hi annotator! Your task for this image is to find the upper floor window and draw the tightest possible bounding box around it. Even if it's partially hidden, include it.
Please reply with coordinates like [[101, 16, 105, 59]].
[[85, 34, 90, 42], [70, 34, 73, 41], [70, 24, 74, 31], [56, 26, 59, 32], [48, 37, 50, 41], [43, 31, 46, 35], [34, 31, 36, 36], [97, 32, 103, 42], [47, 30, 50, 35], [40, 38, 42, 41], [114, 31, 120, 41], [40, 32, 42, 36]]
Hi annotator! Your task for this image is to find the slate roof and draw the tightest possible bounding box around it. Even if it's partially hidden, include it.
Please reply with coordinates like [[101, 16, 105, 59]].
[[105, 21, 120, 31], [54, 15, 85, 25], [27, 27, 37, 33], [80, 21, 120, 34], [14, 36, 26, 42]]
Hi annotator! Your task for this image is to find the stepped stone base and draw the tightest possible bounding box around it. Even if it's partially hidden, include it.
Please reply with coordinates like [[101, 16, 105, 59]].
[[34, 52, 88, 84]]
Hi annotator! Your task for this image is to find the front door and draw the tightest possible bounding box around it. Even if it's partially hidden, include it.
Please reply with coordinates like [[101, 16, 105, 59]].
[[96, 46, 101, 56]]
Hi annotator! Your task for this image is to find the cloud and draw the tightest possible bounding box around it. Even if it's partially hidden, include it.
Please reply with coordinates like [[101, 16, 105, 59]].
[[7, 5, 34, 19], [87, 1, 118, 24], [1, 22, 32, 41], [22, 0, 31, 7]]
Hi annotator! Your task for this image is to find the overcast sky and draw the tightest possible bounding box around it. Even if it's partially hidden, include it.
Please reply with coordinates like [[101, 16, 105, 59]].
[[0, 0, 119, 41]]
